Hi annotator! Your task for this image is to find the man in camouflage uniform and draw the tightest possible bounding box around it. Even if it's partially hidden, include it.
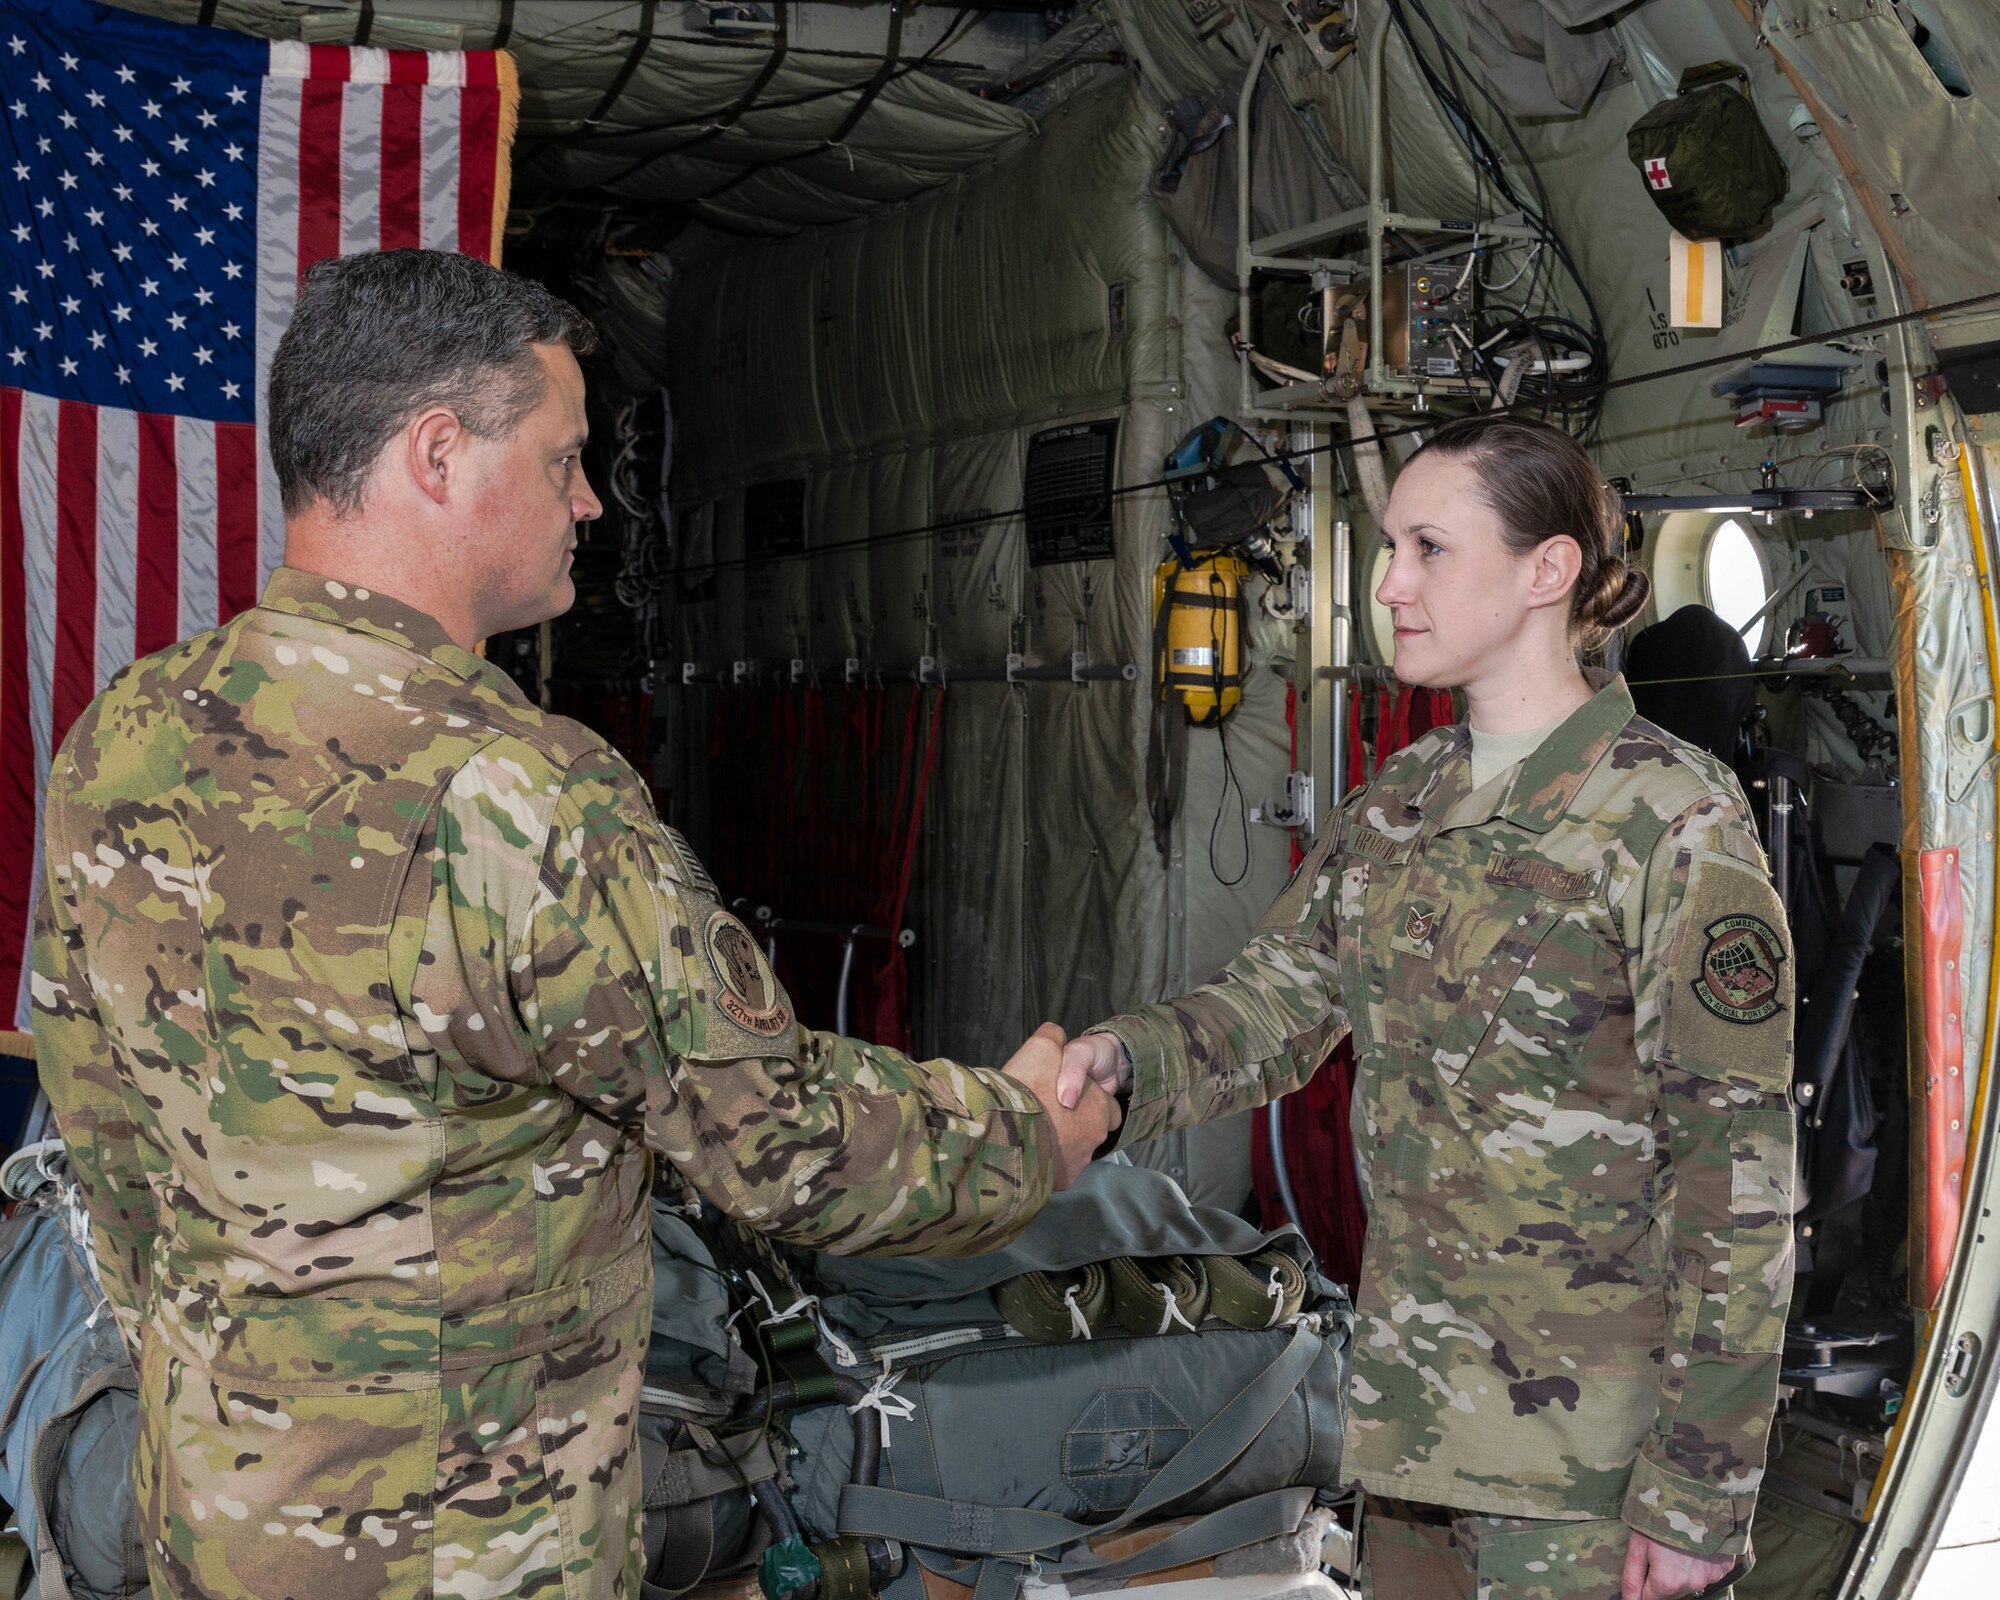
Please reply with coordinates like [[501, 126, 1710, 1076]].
[[31, 248, 1116, 1600], [1066, 673, 1794, 1599]]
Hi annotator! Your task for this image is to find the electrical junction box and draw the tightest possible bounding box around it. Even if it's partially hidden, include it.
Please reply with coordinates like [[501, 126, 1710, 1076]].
[[1382, 255, 1481, 381]]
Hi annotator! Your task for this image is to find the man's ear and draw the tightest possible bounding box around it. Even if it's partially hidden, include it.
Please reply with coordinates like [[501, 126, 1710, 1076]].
[[1529, 534, 1582, 612], [405, 407, 466, 508]]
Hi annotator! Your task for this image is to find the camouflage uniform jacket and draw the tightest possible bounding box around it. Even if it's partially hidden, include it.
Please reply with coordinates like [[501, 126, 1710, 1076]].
[[1098, 674, 1795, 1558], [31, 567, 1057, 1600]]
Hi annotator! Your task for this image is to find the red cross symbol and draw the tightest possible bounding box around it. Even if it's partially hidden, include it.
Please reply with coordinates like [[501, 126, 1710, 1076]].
[[1644, 157, 1672, 190]]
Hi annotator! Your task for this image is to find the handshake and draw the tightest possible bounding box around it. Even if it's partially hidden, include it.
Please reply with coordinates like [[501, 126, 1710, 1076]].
[[1000, 1023, 1136, 1191]]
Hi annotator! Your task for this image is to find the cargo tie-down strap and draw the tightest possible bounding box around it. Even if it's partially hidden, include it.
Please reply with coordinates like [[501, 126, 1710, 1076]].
[[836, 1318, 1325, 1600]]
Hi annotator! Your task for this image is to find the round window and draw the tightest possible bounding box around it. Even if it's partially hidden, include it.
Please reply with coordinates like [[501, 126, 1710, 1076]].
[[1703, 518, 1770, 655]]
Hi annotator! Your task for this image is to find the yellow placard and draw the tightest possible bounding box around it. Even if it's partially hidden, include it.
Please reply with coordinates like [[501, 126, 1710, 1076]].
[[1669, 231, 1724, 329]]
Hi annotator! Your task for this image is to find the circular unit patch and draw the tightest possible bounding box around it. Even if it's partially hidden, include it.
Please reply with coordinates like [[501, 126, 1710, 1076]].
[[1692, 914, 1785, 1023], [703, 911, 790, 1037]]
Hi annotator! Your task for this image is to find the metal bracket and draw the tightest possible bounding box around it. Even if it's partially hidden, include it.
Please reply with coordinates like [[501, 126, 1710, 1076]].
[[1252, 769, 1316, 829], [681, 662, 700, 687], [1070, 649, 1090, 684], [844, 657, 862, 685], [789, 657, 808, 686], [1005, 652, 1025, 684], [917, 655, 943, 685], [731, 659, 753, 686]]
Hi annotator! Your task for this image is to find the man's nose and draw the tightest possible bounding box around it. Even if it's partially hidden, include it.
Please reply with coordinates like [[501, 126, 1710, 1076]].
[[574, 472, 604, 522]]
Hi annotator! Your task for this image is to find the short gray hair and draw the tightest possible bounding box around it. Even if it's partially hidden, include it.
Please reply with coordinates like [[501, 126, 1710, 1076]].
[[267, 248, 597, 517]]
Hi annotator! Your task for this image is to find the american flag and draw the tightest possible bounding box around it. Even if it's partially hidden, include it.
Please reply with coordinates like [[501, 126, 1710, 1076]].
[[1, 0, 517, 1031]]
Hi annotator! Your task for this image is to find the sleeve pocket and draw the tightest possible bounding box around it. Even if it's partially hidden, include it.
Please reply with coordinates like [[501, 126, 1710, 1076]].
[[1662, 848, 1795, 1094], [1722, 1108, 1797, 1354]]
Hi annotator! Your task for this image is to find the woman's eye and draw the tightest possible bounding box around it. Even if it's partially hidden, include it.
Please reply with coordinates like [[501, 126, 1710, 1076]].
[[1420, 539, 1443, 558]]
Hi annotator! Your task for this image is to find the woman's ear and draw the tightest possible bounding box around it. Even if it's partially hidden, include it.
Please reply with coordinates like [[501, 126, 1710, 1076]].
[[1529, 535, 1583, 612]]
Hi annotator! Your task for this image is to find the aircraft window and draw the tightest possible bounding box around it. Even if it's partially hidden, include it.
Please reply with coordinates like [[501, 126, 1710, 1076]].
[[1704, 518, 1770, 655]]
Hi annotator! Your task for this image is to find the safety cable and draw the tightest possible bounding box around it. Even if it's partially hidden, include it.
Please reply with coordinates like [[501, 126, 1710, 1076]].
[[670, 281, 2000, 584]]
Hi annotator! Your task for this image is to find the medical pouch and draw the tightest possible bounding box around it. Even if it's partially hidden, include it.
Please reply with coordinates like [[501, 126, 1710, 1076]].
[[1626, 63, 1786, 240]]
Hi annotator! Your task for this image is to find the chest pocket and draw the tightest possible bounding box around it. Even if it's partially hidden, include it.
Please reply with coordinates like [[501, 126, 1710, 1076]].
[[1427, 853, 1608, 1086], [1337, 825, 1419, 1068]]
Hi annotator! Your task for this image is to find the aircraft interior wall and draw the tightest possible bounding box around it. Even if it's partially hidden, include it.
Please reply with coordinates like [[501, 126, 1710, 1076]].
[[655, 79, 1295, 1207], [45, 2, 2000, 1594]]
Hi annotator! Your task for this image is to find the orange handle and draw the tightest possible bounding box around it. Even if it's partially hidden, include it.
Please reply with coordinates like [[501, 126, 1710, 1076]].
[[1919, 847, 1967, 1308]]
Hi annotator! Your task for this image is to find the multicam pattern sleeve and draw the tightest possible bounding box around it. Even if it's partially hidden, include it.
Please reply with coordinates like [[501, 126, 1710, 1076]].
[[30, 774, 155, 1358], [440, 743, 1059, 1258], [1102, 806, 1352, 1149], [1620, 798, 1797, 1559]]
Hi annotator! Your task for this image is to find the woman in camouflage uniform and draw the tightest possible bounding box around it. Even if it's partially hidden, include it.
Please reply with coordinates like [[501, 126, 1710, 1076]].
[[1064, 415, 1795, 1600]]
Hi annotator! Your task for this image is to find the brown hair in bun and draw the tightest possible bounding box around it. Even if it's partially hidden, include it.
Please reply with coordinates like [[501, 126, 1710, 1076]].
[[1407, 414, 1649, 658]]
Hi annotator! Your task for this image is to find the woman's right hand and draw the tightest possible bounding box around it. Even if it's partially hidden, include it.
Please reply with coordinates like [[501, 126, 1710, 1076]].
[[1056, 1031, 1131, 1109]]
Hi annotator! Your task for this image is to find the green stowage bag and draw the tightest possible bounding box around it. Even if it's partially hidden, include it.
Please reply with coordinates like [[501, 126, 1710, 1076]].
[[781, 1159, 1354, 1600], [1626, 63, 1787, 240]]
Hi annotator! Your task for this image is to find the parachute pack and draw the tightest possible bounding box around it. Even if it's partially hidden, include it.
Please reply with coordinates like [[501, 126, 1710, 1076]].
[[0, 1155, 1351, 1600]]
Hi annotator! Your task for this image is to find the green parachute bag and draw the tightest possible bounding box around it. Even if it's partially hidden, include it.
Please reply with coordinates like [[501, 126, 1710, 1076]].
[[1626, 62, 1787, 240]]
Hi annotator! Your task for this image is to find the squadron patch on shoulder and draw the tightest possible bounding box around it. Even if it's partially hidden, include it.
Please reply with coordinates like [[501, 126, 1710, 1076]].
[[704, 912, 790, 1036], [1692, 914, 1786, 1024]]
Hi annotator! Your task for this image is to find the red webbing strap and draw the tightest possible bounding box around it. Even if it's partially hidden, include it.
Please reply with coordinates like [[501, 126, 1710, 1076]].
[[877, 687, 921, 929], [803, 683, 827, 920], [884, 687, 944, 942], [868, 687, 944, 1052]]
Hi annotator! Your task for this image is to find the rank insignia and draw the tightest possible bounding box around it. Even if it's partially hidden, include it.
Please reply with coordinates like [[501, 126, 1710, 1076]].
[[1391, 899, 1443, 958]]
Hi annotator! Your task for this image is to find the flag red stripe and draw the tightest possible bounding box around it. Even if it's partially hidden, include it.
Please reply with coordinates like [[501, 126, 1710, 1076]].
[[297, 76, 345, 280], [52, 401, 98, 752], [380, 80, 423, 249], [134, 412, 179, 657], [216, 423, 259, 623], [458, 53, 499, 263], [0, 389, 30, 1024]]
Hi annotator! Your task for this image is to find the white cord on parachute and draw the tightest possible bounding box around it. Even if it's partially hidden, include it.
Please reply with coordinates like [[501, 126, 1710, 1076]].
[[847, 1366, 916, 1452], [1063, 1283, 1093, 1341]]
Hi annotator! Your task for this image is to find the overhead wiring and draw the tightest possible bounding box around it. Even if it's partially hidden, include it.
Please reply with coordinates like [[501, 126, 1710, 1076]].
[[668, 281, 2000, 587], [1377, 0, 1609, 434]]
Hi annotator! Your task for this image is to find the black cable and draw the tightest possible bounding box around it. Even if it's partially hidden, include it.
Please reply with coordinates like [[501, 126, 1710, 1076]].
[[1201, 571, 1249, 887], [1383, 0, 1608, 434], [1209, 714, 1250, 888], [669, 282, 2000, 585]]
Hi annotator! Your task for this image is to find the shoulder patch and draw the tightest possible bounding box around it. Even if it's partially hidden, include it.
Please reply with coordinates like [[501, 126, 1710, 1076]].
[[1692, 914, 1787, 1024], [703, 912, 790, 1037]]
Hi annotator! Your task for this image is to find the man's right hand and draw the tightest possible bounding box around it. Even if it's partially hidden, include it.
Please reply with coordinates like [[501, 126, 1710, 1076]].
[[1004, 1022, 1121, 1191]]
